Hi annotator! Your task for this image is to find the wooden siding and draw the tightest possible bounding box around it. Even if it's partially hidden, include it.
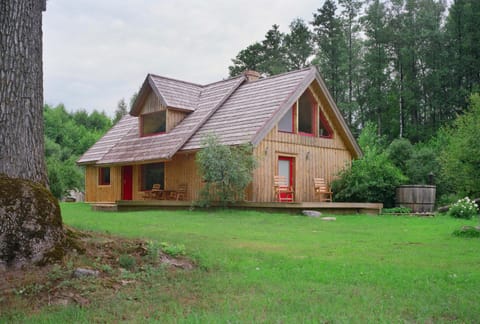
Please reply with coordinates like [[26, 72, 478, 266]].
[[124, 153, 202, 201], [166, 110, 187, 132], [85, 165, 122, 203], [251, 104, 352, 203], [140, 90, 165, 115]]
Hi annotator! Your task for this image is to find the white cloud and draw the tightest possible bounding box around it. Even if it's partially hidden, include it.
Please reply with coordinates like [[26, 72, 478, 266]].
[[43, 0, 320, 116]]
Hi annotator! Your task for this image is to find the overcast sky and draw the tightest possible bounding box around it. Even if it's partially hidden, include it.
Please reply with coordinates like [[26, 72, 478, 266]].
[[43, 0, 321, 116]]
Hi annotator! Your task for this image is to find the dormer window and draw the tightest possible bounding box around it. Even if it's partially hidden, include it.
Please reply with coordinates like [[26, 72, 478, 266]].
[[141, 110, 166, 136]]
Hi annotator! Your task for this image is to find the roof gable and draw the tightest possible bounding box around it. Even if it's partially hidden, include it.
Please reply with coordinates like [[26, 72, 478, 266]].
[[130, 74, 202, 116], [247, 67, 361, 158]]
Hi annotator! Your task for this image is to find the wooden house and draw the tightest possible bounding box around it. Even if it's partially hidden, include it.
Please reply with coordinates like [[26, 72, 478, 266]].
[[77, 67, 362, 203]]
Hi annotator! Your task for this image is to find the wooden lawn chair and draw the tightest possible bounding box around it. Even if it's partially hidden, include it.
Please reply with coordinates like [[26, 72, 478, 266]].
[[314, 178, 333, 202], [169, 184, 187, 200], [143, 183, 162, 200], [274, 175, 295, 202]]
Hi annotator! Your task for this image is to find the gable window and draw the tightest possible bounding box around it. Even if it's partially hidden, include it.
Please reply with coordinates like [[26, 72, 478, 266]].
[[278, 106, 294, 132], [298, 91, 315, 135], [141, 110, 166, 136], [318, 110, 334, 138], [98, 167, 110, 185], [141, 162, 164, 191]]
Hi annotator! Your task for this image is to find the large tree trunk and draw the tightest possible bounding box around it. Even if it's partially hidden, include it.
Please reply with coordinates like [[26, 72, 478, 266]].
[[0, 0, 64, 269], [0, 0, 47, 185]]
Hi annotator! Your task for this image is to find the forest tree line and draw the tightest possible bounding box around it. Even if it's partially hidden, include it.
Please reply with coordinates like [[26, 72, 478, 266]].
[[44, 98, 132, 198], [229, 0, 479, 143]]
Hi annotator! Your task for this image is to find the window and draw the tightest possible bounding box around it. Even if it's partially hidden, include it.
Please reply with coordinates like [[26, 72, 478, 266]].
[[278, 106, 294, 132], [276, 88, 334, 139], [141, 110, 166, 136], [298, 91, 315, 135], [141, 162, 164, 191], [318, 110, 334, 138], [98, 167, 110, 185]]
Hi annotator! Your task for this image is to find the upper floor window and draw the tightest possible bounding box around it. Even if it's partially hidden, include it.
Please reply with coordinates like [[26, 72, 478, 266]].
[[319, 110, 334, 138], [278, 106, 294, 133], [141, 110, 166, 136], [298, 91, 315, 135], [277, 88, 334, 139], [98, 167, 110, 185]]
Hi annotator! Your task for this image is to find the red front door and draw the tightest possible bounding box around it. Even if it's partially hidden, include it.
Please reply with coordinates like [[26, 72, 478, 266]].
[[122, 166, 133, 200], [278, 156, 294, 201]]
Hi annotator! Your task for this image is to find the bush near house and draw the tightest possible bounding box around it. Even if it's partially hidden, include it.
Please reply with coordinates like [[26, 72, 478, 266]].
[[332, 123, 406, 207], [196, 134, 257, 207]]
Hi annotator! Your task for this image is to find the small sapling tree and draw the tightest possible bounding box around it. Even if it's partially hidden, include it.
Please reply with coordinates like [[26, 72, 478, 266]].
[[196, 134, 256, 207]]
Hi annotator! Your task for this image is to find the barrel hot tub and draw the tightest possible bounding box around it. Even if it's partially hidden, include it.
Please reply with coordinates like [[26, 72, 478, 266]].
[[395, 185, 436, 213]]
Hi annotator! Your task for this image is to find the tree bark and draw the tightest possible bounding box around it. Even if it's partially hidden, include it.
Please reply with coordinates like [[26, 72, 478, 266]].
[[0, 0, 47, 186], [0, 1, 65, 269]]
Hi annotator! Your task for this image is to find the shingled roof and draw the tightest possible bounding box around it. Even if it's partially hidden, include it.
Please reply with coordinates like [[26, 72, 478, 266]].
[[77, 67, 361, 166]]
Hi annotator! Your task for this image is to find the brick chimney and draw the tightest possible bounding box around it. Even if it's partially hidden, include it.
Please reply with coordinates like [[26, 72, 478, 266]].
[[244, 70, 261, 82]]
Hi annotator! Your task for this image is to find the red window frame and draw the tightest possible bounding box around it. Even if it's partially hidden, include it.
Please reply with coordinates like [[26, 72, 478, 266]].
[[319, 109, 334, 139], [298, 89, 317, 137], [277, 88, 334, 139], [98, 167, 110, 186]]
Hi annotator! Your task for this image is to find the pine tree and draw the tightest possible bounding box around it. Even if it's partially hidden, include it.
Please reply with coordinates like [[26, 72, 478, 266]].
[[359, 0, 391, 135], [284, 18, 314, 70], [261, 24, 288, 75], [311, 0, 347, 105], [228, 42, 265, 77], [113, 98, 128, 124]]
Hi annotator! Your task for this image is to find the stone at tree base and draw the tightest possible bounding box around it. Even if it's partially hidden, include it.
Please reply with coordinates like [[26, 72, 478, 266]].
[[0, 174, 65, 269], [302, 210, 322, 217]]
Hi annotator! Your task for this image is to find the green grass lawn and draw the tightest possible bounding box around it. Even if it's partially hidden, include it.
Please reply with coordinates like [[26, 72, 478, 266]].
[[5, 203, 480, 323]]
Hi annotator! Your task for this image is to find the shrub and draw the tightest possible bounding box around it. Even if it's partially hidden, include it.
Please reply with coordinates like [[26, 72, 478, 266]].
[[387, 138, 413, 175], [331, 123, 407, 207], [196, 134, 256, 207], [118, 254, 136, 270], [447, 197, 479, 219], [440, 94, 480, 198]]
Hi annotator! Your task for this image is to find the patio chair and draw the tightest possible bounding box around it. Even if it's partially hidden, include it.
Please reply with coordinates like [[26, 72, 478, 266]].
[[274, 175, 295, 202], [169, 184, 187, 200], [143, 183, 162, 200], [314, 178, 333, 202]]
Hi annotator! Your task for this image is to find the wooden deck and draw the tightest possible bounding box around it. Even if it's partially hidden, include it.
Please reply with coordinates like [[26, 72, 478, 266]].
[[91, 200, 383, 215]]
